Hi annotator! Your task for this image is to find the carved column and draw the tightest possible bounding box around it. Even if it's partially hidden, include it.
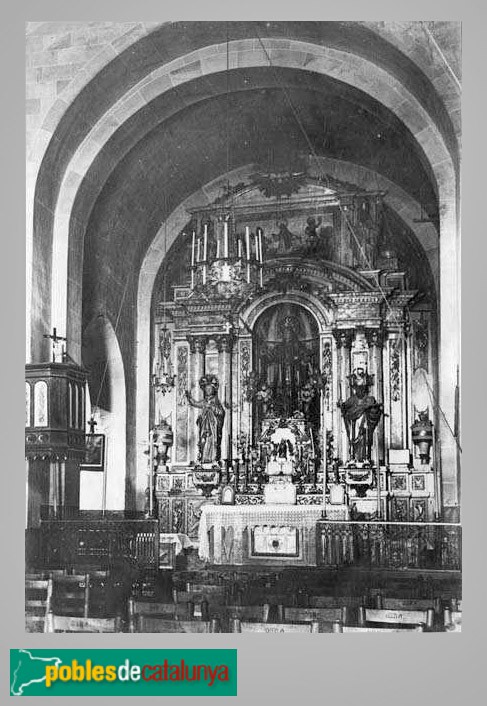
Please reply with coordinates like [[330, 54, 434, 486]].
[[216, 334, 234, 464], [333, 329, 354, 464], [365, 328, 385, 466], [384, 327, 406, 451], [238, 338, 252, 450], [187, 335, 208, 462]]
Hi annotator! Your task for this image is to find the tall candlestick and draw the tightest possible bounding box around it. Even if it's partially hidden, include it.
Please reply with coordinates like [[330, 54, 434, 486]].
[[238, 238, 242, 258], [203, 224, 208, 261], [191, 231, 195, 266], [216, 237, 220, 259], [258, 229, 263, 262], [259, 266, 263, 288], [197, 238, 201, 262], [245, 226, 250, 261], [224, 221, 228, 258], [202, 264, 207, 285], [191, 268, 194, 289]]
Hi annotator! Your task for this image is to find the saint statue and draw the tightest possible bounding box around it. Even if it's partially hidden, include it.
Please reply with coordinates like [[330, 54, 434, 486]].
[[185, 375, 225, 464], [339, 368, 383, 463]]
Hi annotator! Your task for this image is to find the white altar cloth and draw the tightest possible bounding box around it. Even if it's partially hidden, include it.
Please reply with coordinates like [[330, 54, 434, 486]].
[[198, 504, 324, 565]]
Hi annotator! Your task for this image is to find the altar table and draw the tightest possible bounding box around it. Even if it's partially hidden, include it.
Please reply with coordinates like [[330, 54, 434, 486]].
[[198, 505, 324, 566]]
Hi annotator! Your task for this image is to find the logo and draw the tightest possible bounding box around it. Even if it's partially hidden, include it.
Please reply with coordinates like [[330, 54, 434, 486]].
[[10, 649, 237, 697]]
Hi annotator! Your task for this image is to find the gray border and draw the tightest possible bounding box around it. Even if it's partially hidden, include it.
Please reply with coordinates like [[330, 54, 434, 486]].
[[4, 3, 481, 705]]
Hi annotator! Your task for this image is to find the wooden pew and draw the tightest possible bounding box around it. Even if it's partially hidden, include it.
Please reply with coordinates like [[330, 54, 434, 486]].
[[219, 604, 271, 632], [232, 619, 320, 633], [173, 587, 229, 619], [184, 582, 227, 595], [374, 595, 441, 613], [133, 616, 215, 633], [333, 606, 431, 632], [224, 604, 270, 621], [45, 613, 122, 633], [333, 622, 424, 633], [25, 577, 53, 633], [127, 599, 190, 632], [309, 595, 363, 608], [284, 606, 347, 632], [362, 607, 433, 629]]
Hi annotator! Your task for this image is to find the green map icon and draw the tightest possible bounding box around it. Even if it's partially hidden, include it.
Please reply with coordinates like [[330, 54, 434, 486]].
[[10, 649, 62, 696]]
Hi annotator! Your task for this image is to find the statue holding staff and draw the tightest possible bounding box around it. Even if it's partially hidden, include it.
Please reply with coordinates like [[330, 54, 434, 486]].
[[185, 375, 225, 464], [338, 368, 383, 463]]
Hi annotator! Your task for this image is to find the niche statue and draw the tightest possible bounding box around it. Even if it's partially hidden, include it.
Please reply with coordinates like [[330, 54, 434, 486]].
[[338, 368, 383, 463], [185, 375, 225, 464]]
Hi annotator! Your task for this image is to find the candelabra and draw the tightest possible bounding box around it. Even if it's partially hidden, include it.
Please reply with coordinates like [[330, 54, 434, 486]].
[[187, 212, 265, 294], [152, 325, 176, 395]]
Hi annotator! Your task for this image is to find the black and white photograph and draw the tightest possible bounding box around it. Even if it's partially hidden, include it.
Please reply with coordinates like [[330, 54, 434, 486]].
[[25, 21, 462, 636]]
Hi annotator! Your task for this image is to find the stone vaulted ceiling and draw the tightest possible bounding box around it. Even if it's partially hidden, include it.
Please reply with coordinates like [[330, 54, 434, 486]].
[[80, 69, 439, 330], [28, 21, 460, 370]]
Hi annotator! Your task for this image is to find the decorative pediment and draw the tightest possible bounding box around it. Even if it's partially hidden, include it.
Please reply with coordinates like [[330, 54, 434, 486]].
[[192, 173, 378, 219]]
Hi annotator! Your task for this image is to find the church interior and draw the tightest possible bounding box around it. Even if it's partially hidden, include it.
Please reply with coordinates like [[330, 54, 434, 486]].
[[25, 21, 461, 633]]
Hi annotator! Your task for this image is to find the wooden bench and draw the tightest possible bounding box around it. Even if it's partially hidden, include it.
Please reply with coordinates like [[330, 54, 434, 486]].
[[284, 606, 347, 632], [232, 619, 320, 633], [45, 613, 122, 633], [25, 578, 53, 633], [374, 596, 441, 613], [309, 595, 363, 608], [333, 606, 431, 632], [224, 604, 270, 621], [183, 582, 227, 595], [133, 616, 215, 633], [333, 623, 424, 633], [173, 588, 228, 617], [127, 599, 190, 632], [218, 604, 271, 632]]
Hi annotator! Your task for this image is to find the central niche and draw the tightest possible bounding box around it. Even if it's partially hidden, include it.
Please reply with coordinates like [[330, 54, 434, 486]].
[[252, 303, 320, 436]]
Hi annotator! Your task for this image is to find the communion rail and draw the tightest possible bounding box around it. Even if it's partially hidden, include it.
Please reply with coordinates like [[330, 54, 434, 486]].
[[317, 521, 461, 571], [34, 520, 159, 571]]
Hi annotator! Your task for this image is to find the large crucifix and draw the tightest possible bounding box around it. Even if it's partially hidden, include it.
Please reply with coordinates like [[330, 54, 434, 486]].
[[43, 327, 67, 363]]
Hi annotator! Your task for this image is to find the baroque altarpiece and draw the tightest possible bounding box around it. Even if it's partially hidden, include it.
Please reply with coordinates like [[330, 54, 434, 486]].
[[150, 174, 438, 543]]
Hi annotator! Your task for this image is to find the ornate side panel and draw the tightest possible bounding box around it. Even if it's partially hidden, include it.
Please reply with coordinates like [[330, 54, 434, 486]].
[[238, 337, 252, 447], [158, 497, 170, 532], [175, 344, 189, 463], [321, 339, 333, 414], [320, 336, 334, 475], [410, 311, 435, 433], [186, 498, 207, 540], [387, 333, 407, 450], [171, 498, 185, 534]]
